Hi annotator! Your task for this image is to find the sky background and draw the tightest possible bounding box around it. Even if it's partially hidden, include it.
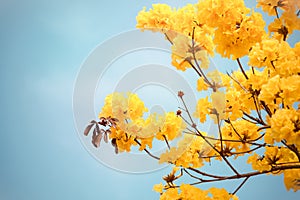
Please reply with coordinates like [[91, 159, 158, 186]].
[[0, 0, 299, 200]]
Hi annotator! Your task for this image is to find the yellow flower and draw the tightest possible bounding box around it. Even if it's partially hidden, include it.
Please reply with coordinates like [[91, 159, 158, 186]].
[[257, 0, 280, 16], [159, 134, 208, 168], [197, 0, 250, 28], [221, 120, 260, 154], [258, 75, 281, 110], [194, 96, 212, 123], [171, 53, 191, 71], [128, 93, 148, 121], [160, 188, 179, 200], [211, 91, 226, 120], [153, 183, 164, 193], [156, 112, 186, 141], [214, 11, 266, 59], [266, 108, 300, 149], [179, 184, 210, 200], [280, 75, 300, 106], [110, 127, 136, 153], [284, 169, 300, 191], [247, 146, 293, 172], [159, 147, 181, 164], [281, 11, 300, 34], [209, 187, 239, 200], [136, 4, 174, 32], [197, 77, 209, 91], [171, 34, 210, 71]]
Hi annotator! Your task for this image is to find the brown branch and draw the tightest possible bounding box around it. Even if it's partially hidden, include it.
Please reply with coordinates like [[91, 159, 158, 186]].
[[178, 94, 196, 127], [163, 135, 171, 149], [188, 167, 225, 179], [232, 177, 249, 195], [237, 58, 248, 80], [216, 114, 224, 154], [282, 140, 300, 162], [189, 164, 300, 186], [260, 101, 272, 117], [226, 71, 248, 92], [242, 112, 263, 125], [190, 27, 214, 89], [274, 7, 280, 19], [183, 168, 204, 181], [134, 139, 159, 160], [252, 95, 266, 125], [187, 59, 203, 78], [164, 32, 173, 45]]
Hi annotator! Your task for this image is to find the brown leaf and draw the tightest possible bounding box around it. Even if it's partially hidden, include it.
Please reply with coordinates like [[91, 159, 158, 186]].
[[95, 124, 100, 134], [99, 117, 107, 126], [92, 133, 102, 148], [112, 139, 118, 154], [84, 124, 94, 136], [92, 128, 96, 139], [106, 129, 111, 135], [104, 132, 108, 143], [111, 138, 117, 147]]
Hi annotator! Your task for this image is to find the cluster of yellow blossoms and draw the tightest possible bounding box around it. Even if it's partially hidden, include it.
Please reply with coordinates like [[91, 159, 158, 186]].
[[88, 0, 300, 199], [154, 183, 238, 200], [98, 92, 186, 152]]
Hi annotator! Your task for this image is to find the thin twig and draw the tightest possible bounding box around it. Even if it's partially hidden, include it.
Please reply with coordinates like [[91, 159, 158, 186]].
[[226, 71, 248, 92], [237, 58, 248, 80], [216, 114, 224, 154], [190, 27, 213, 88], [274, 7, 280, 19], [232, 177, 249, 195], [243, 112, 263, 125], [164, 32, 173, 45], [163, 135, 171, 149], [183, 169, 204, 181], [134, 139, 159, 160], [252, 95, 266, 125], [227, 119, 243, 141], [188, 164, 300, 186]]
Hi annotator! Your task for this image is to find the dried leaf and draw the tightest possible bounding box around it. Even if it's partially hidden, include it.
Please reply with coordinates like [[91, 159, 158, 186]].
[[110, 117, 119, 122], [99, 117, 107, 126], [84, 124, 94, 136], [90, 120, 97, 124], [92, 133, 102, 148], [111, 138, 117, 147], [104, 132, 108, 143], [112, 139, 118, 154], [95, 124, 100, 134], [92, 128, 96, 139]]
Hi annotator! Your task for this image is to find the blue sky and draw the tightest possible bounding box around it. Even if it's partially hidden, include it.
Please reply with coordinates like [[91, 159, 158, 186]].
[[0, 0, 299, 199]]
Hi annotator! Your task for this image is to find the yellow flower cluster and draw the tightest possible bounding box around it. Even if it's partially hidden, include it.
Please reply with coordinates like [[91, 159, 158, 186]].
[[210, 120, 261, 158], [98, 92, 185, 152], [99, 92, 148, 121], [159, 134, 207, 168], [136, 3, 215, 71], [247, 146, 297, 172], [266, 108, 300, 149], [156, 112, 186, 141], [258, 0, 300, 36], [154, 183, 238, 200], [93, 0, 300, 198], [284, 169, 300, 191], [197, 0, 266, 59]]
